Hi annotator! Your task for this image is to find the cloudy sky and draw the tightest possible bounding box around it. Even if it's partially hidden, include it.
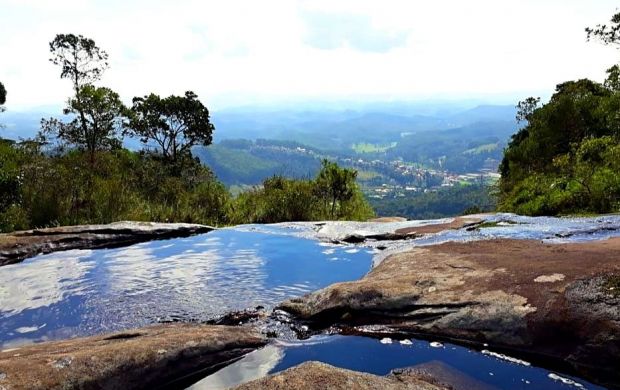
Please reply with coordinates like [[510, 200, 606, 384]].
[[1, 0, 618, 110]]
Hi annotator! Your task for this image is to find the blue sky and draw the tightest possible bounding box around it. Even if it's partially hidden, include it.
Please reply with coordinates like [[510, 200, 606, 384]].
[[0, 0, 618, 110]]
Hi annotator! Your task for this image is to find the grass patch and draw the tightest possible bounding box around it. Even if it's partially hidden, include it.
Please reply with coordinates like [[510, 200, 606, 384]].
[[463, 143, 499, 155], [352, 142, 397, 154], [356, 170, 382, 181]]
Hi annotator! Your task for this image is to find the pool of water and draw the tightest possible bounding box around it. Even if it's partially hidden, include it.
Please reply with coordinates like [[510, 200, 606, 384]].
[[0, 228, 372, 348], [0, 216, 617, 388], [193, 335, 602, 390]]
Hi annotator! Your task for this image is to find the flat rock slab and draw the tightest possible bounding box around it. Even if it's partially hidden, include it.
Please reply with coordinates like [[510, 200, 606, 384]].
[[0, 324, 265, 390], [234, 361, 448, 390], [280, 238, 620, 387], [314, 216, 483, 243], [0, 221, 214, 266], [392, 216, 483, 235]]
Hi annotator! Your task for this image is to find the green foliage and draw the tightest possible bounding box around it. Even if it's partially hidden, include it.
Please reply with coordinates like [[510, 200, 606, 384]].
[[127, 91, 214, 163], [0, 32, 375, 232], [41, 85, 127, 162], [49, 34, 109, 93], [194, 144, 280, 185], [0, 141, 232, 231], [0, 139, 372, 232], [46, 34, 125, 164], [352, 142, 396, 153], [388, 121, 515, 173], [499, 67, 620, 215], [0, 81, 6, 107], [193, 140, 321, 186], [315, 160, 359, 219], [370, 184, 496, 220], [228, 161, 374, 224], [586, 12, 620, 46]]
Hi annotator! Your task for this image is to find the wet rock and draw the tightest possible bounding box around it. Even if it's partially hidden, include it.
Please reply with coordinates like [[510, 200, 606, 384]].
[[0, 323, 265, 390], [233, 361, 449, 389], [0, 221, 214, 266], [341, 234, 366, 244], [369, 217, 408, 223], [315, 216, 483, 244], [392, 216, 483, 236], [398, 361, 499, 390], [279, 238, 620, 388], [207, 308, 268, 325]]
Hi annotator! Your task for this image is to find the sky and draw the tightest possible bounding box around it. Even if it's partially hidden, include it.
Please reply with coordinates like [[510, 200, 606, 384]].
[[0, 0, 619, 111]]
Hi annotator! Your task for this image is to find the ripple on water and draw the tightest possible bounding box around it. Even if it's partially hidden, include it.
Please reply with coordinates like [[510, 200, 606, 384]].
[[0, 229, 371, 347]]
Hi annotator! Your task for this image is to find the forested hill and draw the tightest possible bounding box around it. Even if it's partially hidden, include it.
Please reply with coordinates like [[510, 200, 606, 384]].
[[193, 116, 516, 187], [499, 78, 620, 216]]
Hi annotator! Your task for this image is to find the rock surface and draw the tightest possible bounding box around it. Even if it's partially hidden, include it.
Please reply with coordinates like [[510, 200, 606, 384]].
[[233, 361, 448, 390], [280, 238, 620, 387], [0, 324, 265, 390], [0, 221, 214, 266], [315, 216, 483, 244]]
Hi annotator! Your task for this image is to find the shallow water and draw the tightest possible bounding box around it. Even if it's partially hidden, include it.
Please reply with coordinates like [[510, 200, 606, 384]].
[[252, 214, 620, 265], [193, 335, 602, 390], [0, 216, 617, 388], [0, 228, 372, 348]]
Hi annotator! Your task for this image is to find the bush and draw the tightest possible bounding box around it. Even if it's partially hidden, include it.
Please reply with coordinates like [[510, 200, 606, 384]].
[[0, 143, 373, 232]]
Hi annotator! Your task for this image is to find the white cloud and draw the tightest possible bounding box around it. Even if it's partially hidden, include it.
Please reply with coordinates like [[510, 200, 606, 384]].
[[0, 0, 618, 110]]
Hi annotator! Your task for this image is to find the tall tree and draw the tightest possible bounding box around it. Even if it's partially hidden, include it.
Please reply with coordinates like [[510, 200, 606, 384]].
[[49, 34, 109, 94], [41, 85, 127, 163], [49, 34, 109, 144], [127, 91, 214, 163]]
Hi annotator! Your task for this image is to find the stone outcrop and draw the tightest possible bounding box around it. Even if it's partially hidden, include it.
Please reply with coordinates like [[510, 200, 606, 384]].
[[0, 324, 265, 390], [0, 221, 214, 266], [279, 238, 620, 387], [233, 361, 449, 390], [316, 216, 483, 244]]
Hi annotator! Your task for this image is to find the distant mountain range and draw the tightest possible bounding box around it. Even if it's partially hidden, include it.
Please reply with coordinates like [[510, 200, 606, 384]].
[[1, 102, 518, 187]]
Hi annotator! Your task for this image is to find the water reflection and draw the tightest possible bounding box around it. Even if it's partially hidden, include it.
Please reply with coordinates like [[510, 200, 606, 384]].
[[0, 229, 371, 348], [190, 345, 284, 389], [192, 336, 604, 390], [0, 250, 95, 315]]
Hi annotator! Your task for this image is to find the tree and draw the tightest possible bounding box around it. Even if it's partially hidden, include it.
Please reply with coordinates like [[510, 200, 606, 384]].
[[0, 81, 6, 113], [516, 97, 540, 124], [41, 85, 127, 163], [49, 34, 109, 145], [127, 91, 214, 163], [314, 159, 358, 218], [49, 34, 109, 94], [604, 65, 620, 91], [586, 12, 620, 46]]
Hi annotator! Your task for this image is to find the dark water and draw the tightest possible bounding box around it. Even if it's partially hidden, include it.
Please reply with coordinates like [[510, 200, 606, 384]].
[[0, 228, 372, 348], [194, 335, 602, 390]]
